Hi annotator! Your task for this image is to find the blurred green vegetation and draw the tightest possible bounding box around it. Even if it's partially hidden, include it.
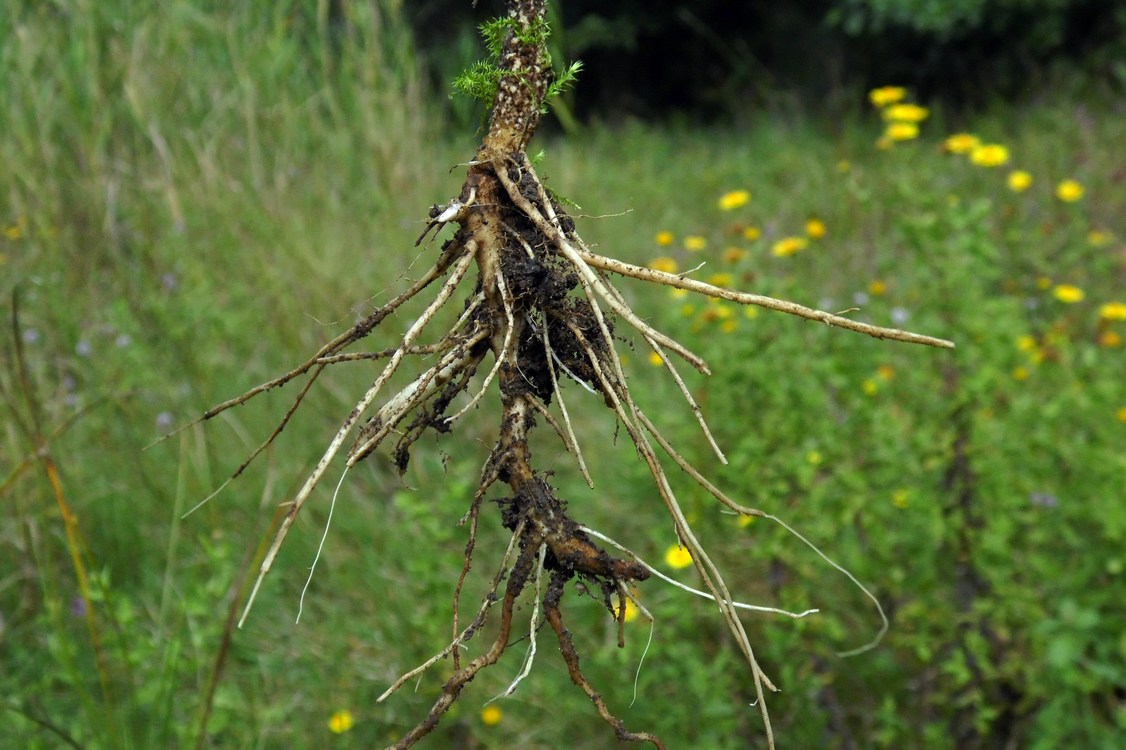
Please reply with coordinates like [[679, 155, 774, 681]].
[[2, 2, 1124, 749], [408, 0, 1126, 124]]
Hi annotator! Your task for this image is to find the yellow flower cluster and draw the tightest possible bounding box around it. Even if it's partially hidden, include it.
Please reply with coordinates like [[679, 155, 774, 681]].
[[1052, 284, 1085, 303], [1056, 179, 1084, 202], [869, 86, 906, 107], [718, 189, 751, 211], [886, 122, 918, 142], [883, 103, 929, 123], [970, 144, 1010, 167], [1007, 170, 1033, 192], [941, 133, 1089, 205], [665, 545, 693, 569], [772, 236, 808, 257], [328, 710, 355, 734], [684, 235, 707, 251], [1100, 301, 1126, 349], [1088, 230, 1113, 247], [943, 133, 980, 154], [621, 594, 640, 623], [805, 218, 826, 239], [944, 132, 1013, 171], [1100, 302, 1126, 320], [870, 87, 928, 145]]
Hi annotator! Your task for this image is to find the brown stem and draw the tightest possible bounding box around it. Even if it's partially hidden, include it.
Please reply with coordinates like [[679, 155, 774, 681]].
[[389, 533, 541, 749], [544, 571, 666, 750]]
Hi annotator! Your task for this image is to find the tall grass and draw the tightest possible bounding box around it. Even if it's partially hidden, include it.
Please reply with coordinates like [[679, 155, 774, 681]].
[[1, 2, 465, 747], [3, 3, 1124, 749]]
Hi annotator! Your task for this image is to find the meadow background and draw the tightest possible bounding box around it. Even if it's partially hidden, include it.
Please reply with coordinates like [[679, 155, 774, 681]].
[[2, 1, 1124, 748]]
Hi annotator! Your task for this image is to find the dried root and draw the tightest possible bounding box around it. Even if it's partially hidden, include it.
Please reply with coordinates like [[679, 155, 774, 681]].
[[190, 4, 954, 748], [191, 144, 951, 748]]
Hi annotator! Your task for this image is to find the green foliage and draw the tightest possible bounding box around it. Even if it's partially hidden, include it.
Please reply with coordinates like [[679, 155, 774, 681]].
[[451, 15, 582, 117], [828, 0, 1073, 39], [564, 90, 1124, 747], [544, 60, 584, 108]]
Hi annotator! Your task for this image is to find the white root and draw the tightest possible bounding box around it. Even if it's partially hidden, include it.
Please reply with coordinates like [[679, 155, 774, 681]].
[[378, 518, 528, 703], [582, 526, 819, 619], [238, 246, 478, 628], [441, 266, 516, 425], [577, 249, 955, 349]]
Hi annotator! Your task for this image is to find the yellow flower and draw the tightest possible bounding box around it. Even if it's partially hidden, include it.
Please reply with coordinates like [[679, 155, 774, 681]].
[[1007, 170, 1033, 192], [883, 103, 929, 123], [943, 133, 980, 154], [891, 489, 909, 509], [876, 135, 893, 151], [684, 235, 707, 251], [481, 706, 503, 726], [655, 231, 675, 246], [868, 86, 906, 107], [1099, 302, 1126, 320], [742, 226, 761, 241], [876, 364, 896, 381], [648, 351, 664, 367], [621, 595, 640, 623], [712, 303, 734, 318], [708, 272, 733, 287], [806, 450, 822, 465], [718, 190, 751, 211], [771, 236, 807, 257], [1016, 334, 1038, 352], [744, 306, 758, 319], [862, 379, 878, 396], [1099, 331, 1123, 348], [868, 279, 887, 296], [723, 247, 747, 263], [1056, 179, 1084, 202], [1087, 230, 1112, 247], [680, 303, 695, 317], [328, 710, 355, 734], [837, 160, 851, 173], [970, 144, 1009, 167], [805, 218, 827, 239], [737, 513, 756, 528], [649, 256, 678, 274], [721, 319, 737, 333], [1036, 276, 1052, 290], [670, 287, 689, 300], [1117, 406, 1126, 423], [1052, 284, 1085, 303], [886, 122, 919, 141], [1012, 366, 1030, 381], [665, 545, 693, 569]]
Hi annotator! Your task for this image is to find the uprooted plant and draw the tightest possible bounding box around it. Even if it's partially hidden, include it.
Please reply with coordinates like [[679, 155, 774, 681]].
[[191, 1, 954, 747]]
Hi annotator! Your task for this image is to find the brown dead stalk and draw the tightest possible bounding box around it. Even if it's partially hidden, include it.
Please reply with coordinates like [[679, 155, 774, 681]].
[[196, 1, 954, 747]]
